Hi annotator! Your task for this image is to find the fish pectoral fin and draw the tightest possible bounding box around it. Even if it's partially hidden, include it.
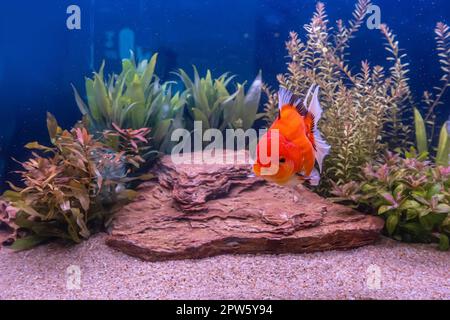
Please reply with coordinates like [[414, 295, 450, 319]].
[[284, 174, 305, 188], [307, 168, 321, 186], [295, 169, 321, 187]]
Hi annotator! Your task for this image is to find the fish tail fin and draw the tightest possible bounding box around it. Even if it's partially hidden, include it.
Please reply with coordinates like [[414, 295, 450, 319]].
[[313, 131, 331, 173], [305, 85, 331, 173], [278, 87, 306, 115]]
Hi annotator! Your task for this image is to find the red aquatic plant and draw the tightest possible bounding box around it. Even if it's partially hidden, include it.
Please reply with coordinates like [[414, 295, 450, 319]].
[[2, 114, 140, 250], [332, 152, 450, 250], [103, 123, 152, 169]]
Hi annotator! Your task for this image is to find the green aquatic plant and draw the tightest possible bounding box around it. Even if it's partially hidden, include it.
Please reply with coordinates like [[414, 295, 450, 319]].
[[261, 84, 279, 127], [2, 114, 143, 250], [421, 22, 450, 148], [265, 0, 412, 190], [414, 108, 429, 156], [266, 1, 450, 192], [331, 152, 450, 250], [73, 53, 186, 155], [176, 67, 263, 132], [413, 108, 449, 165], [410, 22, 450, 164]]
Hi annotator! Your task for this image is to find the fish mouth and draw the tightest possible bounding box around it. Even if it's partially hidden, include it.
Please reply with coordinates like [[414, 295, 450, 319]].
[[253, 162, 295, 184]]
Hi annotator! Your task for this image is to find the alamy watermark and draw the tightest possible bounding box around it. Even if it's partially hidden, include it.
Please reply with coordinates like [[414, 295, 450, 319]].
[[366, 264, 382, 290], [65, 4, 380, 31], [170, 121, 281, 175], [66, 5, 81, 30], [66, 265, 82, 290], [366, 4, 381, 30]]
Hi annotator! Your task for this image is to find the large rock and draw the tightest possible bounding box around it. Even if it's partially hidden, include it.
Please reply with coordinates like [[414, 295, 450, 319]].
[[0, 200, 19, 246], [106, 152, 384, 261]]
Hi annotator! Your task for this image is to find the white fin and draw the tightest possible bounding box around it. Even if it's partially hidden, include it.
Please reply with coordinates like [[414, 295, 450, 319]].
[[308, 86, 323, 122], [303, 85, 314, 109], [278, 87, 301, 110], [308, 85, 330, 172], [307, 168, 321, 186], [285, 175, 305, 188], [314, 131, 330, 173], [289, 169, 320, 187], [278, 87, 292, 110]]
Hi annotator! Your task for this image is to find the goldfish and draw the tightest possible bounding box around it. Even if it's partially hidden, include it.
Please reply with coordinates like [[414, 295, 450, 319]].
[[253, 85, 330, 186]]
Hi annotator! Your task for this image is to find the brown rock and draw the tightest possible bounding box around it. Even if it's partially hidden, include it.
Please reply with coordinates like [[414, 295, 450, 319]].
[[106, 152, 384, 261], [0, 200, 19, 246]]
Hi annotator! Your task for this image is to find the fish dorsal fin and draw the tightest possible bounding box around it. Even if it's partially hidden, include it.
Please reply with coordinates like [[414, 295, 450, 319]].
[[278, 87, 306, 116], [307, 85, 323, 123], [303, 85, 314, 110], [306, 85, 330, 173]]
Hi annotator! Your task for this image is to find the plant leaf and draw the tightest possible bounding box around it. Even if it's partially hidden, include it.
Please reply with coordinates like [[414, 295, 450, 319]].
[[142, 53, 158, 87], [414, 108, 428, 155], [436, 121, 449, 166], [9, 235, 48, 251], [152, 119, 173, 149], [46, 112, 59, 143], [242, 70, 262, 130], [438, 234, 449, 251], [386, 214, 399, 235]]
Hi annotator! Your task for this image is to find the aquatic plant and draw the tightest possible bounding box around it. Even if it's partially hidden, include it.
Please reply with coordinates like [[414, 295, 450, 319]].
[[331, 152, 450, 250], [2, 114, 141, 249], [263, 0, 412, 189], [103, 123, 152, 170], [421, 22, 450, 147], [261, 83, 279, 127], [264, 1, 450, 191], [176, 67, 263, 132], [73, 53, 186, 155], [413, 108, 449, 165], [409, 23, 450, 166]]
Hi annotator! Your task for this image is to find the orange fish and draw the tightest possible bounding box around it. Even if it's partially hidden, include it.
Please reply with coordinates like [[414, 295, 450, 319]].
[[253, 85, 330, 186]]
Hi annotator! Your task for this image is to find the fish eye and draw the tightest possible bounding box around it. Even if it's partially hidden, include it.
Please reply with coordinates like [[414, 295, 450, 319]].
[[279, 157, 286, 164]]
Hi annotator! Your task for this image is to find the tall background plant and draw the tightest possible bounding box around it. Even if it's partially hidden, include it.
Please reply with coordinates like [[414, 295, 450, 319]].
[[176, 67, 263, 133], [263, 0, 450, 191], [73, 53, 187, 157]]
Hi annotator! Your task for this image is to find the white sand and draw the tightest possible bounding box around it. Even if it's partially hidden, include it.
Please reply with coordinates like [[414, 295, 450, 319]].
[[0, 234, 448, 300]]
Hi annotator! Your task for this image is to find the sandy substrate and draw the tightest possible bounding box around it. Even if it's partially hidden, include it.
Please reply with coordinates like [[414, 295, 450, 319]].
[[0, 234, 448, 300]]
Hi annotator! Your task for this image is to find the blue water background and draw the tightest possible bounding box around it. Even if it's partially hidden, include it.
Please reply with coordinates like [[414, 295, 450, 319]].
[[1, 0, 449, 190]]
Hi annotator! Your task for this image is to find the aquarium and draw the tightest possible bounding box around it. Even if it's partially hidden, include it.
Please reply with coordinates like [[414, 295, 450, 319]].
[[0, 0, 449, 301]]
